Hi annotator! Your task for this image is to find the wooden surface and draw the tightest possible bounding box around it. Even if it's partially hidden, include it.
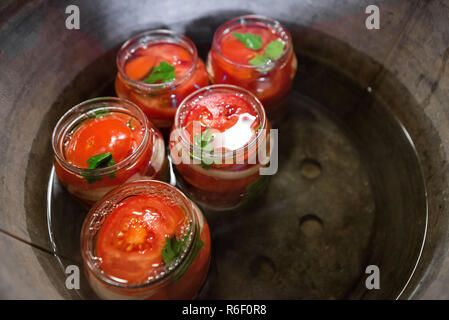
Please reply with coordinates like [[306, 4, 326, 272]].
[[0, 0, 448, 299]]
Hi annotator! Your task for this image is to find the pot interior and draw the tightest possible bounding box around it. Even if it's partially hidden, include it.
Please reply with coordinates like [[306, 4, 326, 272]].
[[27, 17, 427, 299]]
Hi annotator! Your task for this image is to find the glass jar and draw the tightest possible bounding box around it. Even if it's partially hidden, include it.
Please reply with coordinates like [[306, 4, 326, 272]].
[[81, 180, 211, 300], [207, 15, 297, 118], [52, 97, 167, 206], [115, 29, 210, 128], [169, 84, 273, 211]]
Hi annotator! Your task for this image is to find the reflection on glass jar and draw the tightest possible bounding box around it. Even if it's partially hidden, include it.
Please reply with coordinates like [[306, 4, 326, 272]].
[[52, 97, 167, 206], [81, 180, 211, 300], [115, 30, 210, 128]]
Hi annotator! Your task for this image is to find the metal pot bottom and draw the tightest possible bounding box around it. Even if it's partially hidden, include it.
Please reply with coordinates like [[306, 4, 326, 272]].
[[40, 45, 426, 299]]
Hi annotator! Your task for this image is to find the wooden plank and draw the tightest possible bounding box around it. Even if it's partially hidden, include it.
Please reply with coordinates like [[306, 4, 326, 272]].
[[0, 232, 76, 299]]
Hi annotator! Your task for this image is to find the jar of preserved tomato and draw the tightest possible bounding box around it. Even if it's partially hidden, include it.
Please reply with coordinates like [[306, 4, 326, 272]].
[[207, 15, 297, 118], [52, 97, 167, 206], [170, 84, 273, 211], [115, 29, 210, 129], [81, 179, 211, 300]]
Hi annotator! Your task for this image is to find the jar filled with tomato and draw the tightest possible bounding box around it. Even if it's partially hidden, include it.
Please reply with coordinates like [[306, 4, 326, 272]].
[[170, 84, 273, 211], [81, 180, 211, 299], [115, 30, 210, 129], [52, 97, 167, 206], [207, 15, 297, 118]]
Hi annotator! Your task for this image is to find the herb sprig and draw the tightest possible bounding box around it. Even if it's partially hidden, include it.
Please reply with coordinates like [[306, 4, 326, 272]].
[[81, 152, 116, 184], [144, 61, 176, 84], [249, 39, 285, 70], [90, 109, 110, 119], [233, 32, 263, 50], [127, 118, 133, 129], [192, 127, 215, 169], [161, 223, 204, 282]]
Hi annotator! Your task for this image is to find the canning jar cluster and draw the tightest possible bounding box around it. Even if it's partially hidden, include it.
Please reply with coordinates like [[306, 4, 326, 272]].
[[51, 15, 296, 300]]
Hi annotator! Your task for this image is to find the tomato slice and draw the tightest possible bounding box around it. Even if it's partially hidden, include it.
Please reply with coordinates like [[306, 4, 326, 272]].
[[125, 43, 193, 83], [182, 93, 260, 148], [139, 43, 192, 64], [220, 38, 258, 65], [96, 195, 187, 284], [64, 113, 143, 168], [219, 25, 283, 66], [125, 55, 156, 81]]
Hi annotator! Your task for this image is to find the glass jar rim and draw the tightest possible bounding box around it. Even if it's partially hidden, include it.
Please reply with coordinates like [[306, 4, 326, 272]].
[[116, 29, 200, 91], [212, 15, 293, 70], [81, 179, 200, 290], [173, 84, 267, 160], [51, 97, 150, 177]]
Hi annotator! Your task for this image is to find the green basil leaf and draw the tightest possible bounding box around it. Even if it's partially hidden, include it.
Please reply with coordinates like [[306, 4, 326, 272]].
[[106, 156, 116, 178], [127, 118, 133, 129], [162, 223, 194, 266], [201, 127, 214, 145], [86, 152, 113, 169], [161, 237, 177, 265], [174, 239, 204, 282], [249, 54, 270, 66], [248, 39, 286, 69], [192, 127, 215, 169], [144, 61, 175, 84], [90, 109, 110, 119], [82, 152, 115, 183], [171, 225, 204, 282], [265, 39, 285, 59], [233, 32, 263, 50]]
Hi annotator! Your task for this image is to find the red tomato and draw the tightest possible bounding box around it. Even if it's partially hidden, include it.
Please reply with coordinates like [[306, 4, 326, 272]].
[[96, 195, 187, 284], [182, 93, 260, 139], [124, 43, 193, 82], [125, 55, 156, 81], [64, 113, 144, 168]]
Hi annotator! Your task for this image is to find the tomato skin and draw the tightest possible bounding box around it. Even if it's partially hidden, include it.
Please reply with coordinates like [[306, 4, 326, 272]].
[[95, 195, 187, 285], [115, 42, 210, 128], [64, 114, 143, 167], [55, 118, 167, 206], [182, 93, 260, 138], [207, 23, 297, 116]]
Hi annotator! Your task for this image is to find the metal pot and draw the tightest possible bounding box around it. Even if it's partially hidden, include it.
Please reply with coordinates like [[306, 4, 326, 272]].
[[0, 0, 448, 299]]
